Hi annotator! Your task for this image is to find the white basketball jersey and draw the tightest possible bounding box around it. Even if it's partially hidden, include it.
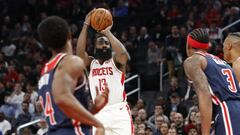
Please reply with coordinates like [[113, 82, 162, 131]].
[[89, 58, 126, 106]]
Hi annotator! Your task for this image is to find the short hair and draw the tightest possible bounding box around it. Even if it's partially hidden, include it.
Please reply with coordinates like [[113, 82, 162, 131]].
[[229, 32, 240, 38], [38, 16, 70, 50], [189, 28, 209, 43]]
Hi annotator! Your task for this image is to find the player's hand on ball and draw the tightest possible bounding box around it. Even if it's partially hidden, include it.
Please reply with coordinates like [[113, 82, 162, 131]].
[[84, 9, 96, 26], [99, 23, 113, 35]]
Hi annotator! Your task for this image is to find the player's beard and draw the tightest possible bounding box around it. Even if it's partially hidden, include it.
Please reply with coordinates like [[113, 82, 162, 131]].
[[94, 48, 112, 61]]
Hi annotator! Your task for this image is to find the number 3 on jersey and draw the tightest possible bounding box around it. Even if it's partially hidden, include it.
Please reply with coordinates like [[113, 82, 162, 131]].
[[42, 92, 57, 125], [222, 69, 237, 93]]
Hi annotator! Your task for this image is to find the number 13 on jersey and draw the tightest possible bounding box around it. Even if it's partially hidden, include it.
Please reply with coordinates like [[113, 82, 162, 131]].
[[222, 69, 237, 93], [98, 78, 107, 92]]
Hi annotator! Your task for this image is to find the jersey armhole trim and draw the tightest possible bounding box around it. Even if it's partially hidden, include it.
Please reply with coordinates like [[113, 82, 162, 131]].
[[111, 58, 122, 74]]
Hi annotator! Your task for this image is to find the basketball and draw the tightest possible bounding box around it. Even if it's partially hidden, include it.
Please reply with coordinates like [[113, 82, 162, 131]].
[[90, 8, 113, 31]]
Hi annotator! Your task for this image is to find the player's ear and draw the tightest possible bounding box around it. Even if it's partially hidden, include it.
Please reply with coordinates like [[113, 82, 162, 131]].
[[228, 42, 233, 50]]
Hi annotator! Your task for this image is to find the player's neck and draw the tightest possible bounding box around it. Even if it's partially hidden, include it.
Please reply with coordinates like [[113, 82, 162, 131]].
[[232, 55, 240, 64], [51, 46, 69, 56], [231, 52, 240, 64], [97, 59, 105, 65]]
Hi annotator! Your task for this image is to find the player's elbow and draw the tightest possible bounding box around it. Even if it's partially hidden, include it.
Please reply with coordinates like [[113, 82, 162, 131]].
[[54, 96, 65, 106], [53, 92, 68, 107]]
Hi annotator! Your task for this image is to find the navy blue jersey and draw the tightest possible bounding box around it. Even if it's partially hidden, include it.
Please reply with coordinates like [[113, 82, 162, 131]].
[[38, 53, 91, 135], [196, 52, 240, 135], [197, 52, 240, 103]]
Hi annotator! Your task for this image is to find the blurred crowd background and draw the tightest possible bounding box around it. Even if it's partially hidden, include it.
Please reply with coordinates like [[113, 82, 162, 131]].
[[0, 0, 239, 135]]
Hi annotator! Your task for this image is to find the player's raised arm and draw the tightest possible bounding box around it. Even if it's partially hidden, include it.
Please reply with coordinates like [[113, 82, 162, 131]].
[[100, 24, 130, 69], [52, 55, 104, 132], [76, 10, 95, 67], [184, 55, 212, 135]]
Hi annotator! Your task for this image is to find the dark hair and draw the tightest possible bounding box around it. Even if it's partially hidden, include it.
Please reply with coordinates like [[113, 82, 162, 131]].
[[189, 28, 209, 43], [37, 16, 70, 50]]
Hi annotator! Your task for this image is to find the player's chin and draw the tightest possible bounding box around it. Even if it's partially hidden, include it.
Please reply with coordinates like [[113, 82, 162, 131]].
[[223, 55, 231, 63]]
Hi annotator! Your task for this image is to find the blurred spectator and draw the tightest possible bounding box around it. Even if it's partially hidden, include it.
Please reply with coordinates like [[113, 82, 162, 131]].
[[113, 0, 128, 17], [146, 126, 153, 135], [137, 26, 151, 47], [0, 52, 8, 76], [151, 24, 165, 43], [1, 42, 16, 58], [186, 125, 198, 135], [128, 26, 138, 43], [22, 93, 35, 115], [152, 115, 164, 134], [21, 15, 31, 34], [131, 105, 139, 119], [222, 6, 240, 32], [147, 41, 162, 65], [166, 76, 186, 99], [148, 104, 169, 126], [13, 102, 32, 130], [137, 108, 148, 122], [0, 94, 16, 118], [31, 102, 44, 121], [6, 83, 25, 114], [184, 108, 198, 126], [160, 122, 170, 135], [137, 129, 146, 135], [137, 123, 146, 131], [0, 112, 11, 135], [174, 113, 186, 135], [0, 82, 7, 106], [167, 127, 178, 135], [208, 20, 221, 41], [25, 83, 38, 104], [165, 92, 188, 118], [194, 111, 201, 133], [165, 25, 183, 77], [3, 65, 19, 83], [136, 99, 145, 109]]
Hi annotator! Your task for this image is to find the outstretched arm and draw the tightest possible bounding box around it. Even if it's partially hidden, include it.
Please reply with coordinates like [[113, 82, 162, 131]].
[[76, 10, 95, 67], [100, 25, 130, 71], [184, 55, 212, 135], [52, 56, 103, 129]]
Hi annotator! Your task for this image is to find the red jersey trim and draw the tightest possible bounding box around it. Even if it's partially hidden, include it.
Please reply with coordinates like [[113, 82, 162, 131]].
[[41, 53, 67, 75]]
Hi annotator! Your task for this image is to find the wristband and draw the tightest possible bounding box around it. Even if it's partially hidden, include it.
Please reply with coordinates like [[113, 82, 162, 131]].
[[84, 22, 89, 26]]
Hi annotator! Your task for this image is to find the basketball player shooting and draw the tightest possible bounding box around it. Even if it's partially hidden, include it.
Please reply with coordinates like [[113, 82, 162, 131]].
[[184, 28, 240, 135], [77, 9, 134, 135]]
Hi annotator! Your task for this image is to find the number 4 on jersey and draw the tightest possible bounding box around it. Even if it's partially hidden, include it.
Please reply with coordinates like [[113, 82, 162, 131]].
[[222, 69, 237, 93], [44, 92, 57, 125]]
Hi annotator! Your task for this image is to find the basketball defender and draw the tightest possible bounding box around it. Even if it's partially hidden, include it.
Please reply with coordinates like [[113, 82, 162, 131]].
[[37, 16, 107, 135], [184, 28, 240, 135], [223, 32, 240, 83]]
